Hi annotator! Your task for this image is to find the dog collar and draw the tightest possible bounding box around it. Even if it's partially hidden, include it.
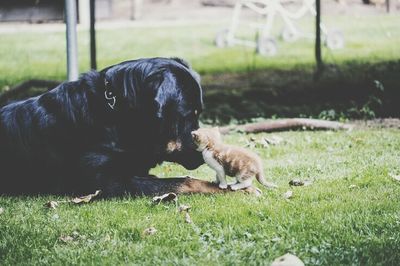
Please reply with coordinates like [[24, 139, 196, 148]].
[[104, 79, 116, 110]]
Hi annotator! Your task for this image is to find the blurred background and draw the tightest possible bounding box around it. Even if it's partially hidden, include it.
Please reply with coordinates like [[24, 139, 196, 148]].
[[0, 0, 399, 124]]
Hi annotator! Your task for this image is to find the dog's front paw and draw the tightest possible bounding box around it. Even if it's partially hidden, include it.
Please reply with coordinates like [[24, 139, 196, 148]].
[[219, 183, 228, 189]]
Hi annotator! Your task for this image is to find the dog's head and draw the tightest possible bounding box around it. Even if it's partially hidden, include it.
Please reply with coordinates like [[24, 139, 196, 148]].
[[100, 58, 204, 170]]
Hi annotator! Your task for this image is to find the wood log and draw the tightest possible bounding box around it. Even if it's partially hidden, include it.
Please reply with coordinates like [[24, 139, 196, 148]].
[[220, 118, 352, 134], [201, 0, 235, 7]]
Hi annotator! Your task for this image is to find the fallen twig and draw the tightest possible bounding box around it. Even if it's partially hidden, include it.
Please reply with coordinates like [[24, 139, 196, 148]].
[[220, 118, 352, 134]]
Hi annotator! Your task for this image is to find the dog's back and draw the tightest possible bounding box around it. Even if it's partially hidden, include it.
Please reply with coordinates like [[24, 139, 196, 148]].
[[0, 97, 47, 193], [0, 81, 98, 194]]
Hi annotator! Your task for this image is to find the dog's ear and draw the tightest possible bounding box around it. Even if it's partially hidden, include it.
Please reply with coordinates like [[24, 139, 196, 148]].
[[171, 57, 201, 84], [171, 57, 190, 68], [151, 72, 177, 118], [104, 66, 164, 112]]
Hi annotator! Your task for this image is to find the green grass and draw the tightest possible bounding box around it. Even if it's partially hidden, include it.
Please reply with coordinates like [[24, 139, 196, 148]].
[[0, 15, 399, 264], [1, 129, 400, 265], [0, 15, 399, 89], [1, 15, 399, 122]]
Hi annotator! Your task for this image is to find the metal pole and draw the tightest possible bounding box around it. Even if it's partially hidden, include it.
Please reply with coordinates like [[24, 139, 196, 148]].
[[315, 0, 323, 78], [90, 0, 97, 70], [65, 0, 79, 81], [386, 0, 393, 13]]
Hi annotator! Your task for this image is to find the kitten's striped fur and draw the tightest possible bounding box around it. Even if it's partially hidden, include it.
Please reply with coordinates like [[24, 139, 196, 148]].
[[191, 128, 277, 190]]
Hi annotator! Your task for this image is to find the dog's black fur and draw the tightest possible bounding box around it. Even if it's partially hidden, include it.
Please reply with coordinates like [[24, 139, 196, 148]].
[[0, 58, 204, 196]]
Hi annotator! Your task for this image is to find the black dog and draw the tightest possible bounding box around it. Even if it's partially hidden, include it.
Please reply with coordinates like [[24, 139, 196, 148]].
[[0, 57, 206, 196]]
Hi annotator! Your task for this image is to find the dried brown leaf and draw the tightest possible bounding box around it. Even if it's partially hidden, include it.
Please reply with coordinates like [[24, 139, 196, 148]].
[[289, 179, 313, 186], [178, 204, 191, 212], [71, 231, 81, 238], [390, 173, 400, 182], [143, 227, 157, 236], [70, 190, 101, 204], [271, 253, 304, 266], [152, 192, 177, 204], [59, 235, 74, 243], [185, 212, 192, 224], [263, 135, 284, 145], [289, 180, 303, 186], [271, 237, 281, 242], [44, 201, 59, 209], [283, 190, 293, 199]]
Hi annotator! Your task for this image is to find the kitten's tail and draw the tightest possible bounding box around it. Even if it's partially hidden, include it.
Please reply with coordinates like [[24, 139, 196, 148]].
[[256, 172, 278, 189]]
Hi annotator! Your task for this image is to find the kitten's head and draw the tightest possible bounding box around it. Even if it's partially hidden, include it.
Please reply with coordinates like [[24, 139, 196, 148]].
[[191, 127, 222, 151]]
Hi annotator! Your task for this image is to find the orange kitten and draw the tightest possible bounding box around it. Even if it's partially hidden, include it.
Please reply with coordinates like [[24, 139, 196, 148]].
[[191, 128, 277, 190]]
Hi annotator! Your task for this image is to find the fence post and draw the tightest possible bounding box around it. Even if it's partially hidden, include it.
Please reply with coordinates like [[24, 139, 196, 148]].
[[314, 0, 323, 79], [90, 0, 97, 70], [65, 0, 79, 81]]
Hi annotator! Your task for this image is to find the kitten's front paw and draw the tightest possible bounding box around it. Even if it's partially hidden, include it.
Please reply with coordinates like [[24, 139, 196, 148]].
[[219, 183, 228, 189]]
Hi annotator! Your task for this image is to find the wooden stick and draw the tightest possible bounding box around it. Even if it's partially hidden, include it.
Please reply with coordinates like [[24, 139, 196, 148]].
[[220, 118, 352, 134]]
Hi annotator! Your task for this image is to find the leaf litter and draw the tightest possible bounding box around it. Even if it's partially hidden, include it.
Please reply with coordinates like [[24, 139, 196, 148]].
[[59, 231, 83, 244], [244, 135, 285, 149], [143, 227, 157, 236], [44, 190, 102, 209], [283, 190, 293, 199], [44, 201, 59, 209], [152, 192, 177, 204], [178, 204, 191, 212], [389, 173, 400, 182], [271, 253, 304, 266], [70, 190, 101, 204], [151, 192, 193, 224], [289, 179, 313, 186], [184, 212, 192, 224]]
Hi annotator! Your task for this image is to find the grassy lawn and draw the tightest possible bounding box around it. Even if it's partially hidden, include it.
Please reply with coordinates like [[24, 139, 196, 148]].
[[1, 128, 399, 265], [1, 14, 400, 265], [0, 15, 399, 87], [1, 15, 399, 121]]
